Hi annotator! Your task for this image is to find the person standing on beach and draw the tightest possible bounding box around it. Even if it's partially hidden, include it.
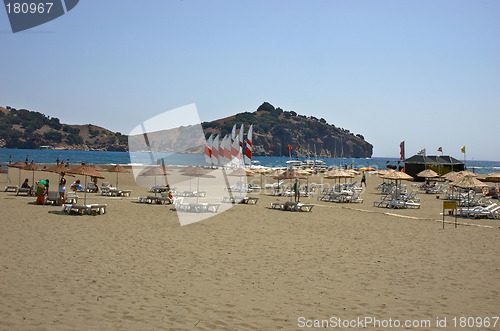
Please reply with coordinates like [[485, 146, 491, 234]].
[[59, 174, 66, 205], [294, 179, 300, 202], [56, 157, 60, 165], [25, 155, 29, 165], [361, 172, 367, 187]]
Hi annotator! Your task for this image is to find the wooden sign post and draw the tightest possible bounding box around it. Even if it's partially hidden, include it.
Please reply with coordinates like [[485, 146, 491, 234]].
[[443, 200, 457, 228]]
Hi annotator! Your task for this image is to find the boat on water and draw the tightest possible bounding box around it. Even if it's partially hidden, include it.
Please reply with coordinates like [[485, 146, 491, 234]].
[[285, 158, 329, 172]]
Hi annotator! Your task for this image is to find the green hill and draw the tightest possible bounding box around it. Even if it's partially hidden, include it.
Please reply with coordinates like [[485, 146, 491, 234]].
[[201, 102, 373, 158], [0, 106, 128, 151]]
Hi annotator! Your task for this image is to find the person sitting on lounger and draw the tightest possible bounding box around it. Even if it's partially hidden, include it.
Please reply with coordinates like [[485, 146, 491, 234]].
[[70, 180, 82, 192], [21, 178, 31, 194]]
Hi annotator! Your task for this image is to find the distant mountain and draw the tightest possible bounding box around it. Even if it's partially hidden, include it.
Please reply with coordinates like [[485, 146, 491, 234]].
[[0, 106, 128, 151], [201, 102, 373, 158], [0, 103, 373, 158]]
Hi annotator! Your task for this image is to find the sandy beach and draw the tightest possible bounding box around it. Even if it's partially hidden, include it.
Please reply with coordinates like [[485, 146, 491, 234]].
[[0, 166, 499, 330]]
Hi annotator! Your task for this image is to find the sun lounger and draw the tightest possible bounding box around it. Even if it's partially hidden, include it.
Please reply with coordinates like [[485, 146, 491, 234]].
[[243, 197, 259, 205], [296, 203, 314, 212], [459, 204, 498, 219], [270, 202, 284, 210], [138, 196, 161, 204], [373, 200, 390, 208], [4, 185, 18, 192], [65, 192, 78, 204], [62, 203, 107, 215], [176, 202, 220, 213], [16, 187, 31, 196], [45, 191, 59, 205], [86, 182, 98, 193]]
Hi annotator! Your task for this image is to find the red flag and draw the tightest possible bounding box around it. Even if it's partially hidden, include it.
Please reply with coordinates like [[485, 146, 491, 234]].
[[437, 147, 442, 152], [287, 145, 293, 151]]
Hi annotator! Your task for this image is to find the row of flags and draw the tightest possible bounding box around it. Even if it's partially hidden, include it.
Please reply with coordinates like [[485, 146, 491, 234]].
[[416, 146, 466, 156], [401, 142, 466, 158], [204, 124, 253, 167]]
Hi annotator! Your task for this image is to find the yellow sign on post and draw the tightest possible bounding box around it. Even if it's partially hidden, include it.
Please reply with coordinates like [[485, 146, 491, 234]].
[[442, 200, 458, 228], [443, 201, 457, 209]]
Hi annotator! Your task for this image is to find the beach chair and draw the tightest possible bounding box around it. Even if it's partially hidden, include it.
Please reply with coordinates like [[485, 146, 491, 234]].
[[45, 191, 60, 205], [346, 191, 363, 203], [459, 203, 498, 219], [118, 190, 132, 197], [405, 190, 420, 202], [16, 187, 31, 196], [270, 202, 284, 210], [65, 192, 78, 204], [296, 203, 314, 212], [157, 192, 173, 204], [86, 182, 98, 193], [243, 196, 259, 205], [4, 185, 18, 192]]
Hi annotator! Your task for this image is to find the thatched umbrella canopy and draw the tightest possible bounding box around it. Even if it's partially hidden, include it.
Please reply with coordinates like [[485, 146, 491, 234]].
[[107, 164, 129, 188], [417, 169, 439, 179], [9, 161, 26, 187], [383, 171, 413, 181], [44, 163, 70, 174], [452, 175, 487, 210], [89, 164, 107, 172], [442, 171, 461, 182], [66, 162, 105, 205], [485, 172, 500, 183], [139, 165, 170, 192], [452, 175, 487, 189], [377, 169, 393, 176], [325, 169, 353, 188], [458, 170, 477, 177], [181, 167, 216, 203], [252, 167, 271, 190], [228, 168, 254, 177]]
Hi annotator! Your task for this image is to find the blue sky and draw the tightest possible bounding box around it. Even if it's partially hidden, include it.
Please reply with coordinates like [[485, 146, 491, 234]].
[[1, 0, 499, 160]]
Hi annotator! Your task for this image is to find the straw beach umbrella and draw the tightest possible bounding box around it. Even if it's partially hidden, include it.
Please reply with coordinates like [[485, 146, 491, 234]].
[[228, 167, 254, 193], [107, 164, 129, 188], [452, 175, 487, 210], [382, 171, 413, 197], [442, 171, 460, 182], [139, 165, 170, 193], [22, 161, 43, 190], [417, 169, 439, 179], [325, 169, 353, 189], [67, 162, 105, 205]]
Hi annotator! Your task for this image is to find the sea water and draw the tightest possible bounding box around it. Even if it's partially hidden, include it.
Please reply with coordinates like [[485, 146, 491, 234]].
[[0, 148, 499, 175]]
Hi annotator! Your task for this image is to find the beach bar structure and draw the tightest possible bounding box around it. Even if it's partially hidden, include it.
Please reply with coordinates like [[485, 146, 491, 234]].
[[404, 155, 464, 180]]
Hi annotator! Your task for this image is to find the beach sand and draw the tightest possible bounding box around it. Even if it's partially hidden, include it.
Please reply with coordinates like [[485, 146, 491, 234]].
[[0, 167, 499, 330]]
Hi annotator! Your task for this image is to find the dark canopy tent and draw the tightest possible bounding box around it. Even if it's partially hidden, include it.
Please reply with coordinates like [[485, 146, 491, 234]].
[[404, 155, 464, 180]]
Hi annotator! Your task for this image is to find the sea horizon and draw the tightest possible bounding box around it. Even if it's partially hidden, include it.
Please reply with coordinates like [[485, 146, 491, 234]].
[[0, 148, 499, 175]]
